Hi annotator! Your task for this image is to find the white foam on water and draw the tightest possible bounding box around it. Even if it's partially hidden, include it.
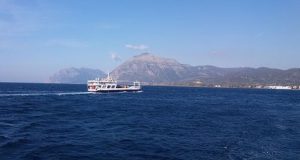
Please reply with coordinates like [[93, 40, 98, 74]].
[[0, 90, 143, 97], [0, 122, 15, 127], [0, 92, 94, 97], [55, 92, 94, 96]]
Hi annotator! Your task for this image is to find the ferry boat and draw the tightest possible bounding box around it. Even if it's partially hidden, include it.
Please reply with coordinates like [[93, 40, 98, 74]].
[[87, 73, 142, 92]]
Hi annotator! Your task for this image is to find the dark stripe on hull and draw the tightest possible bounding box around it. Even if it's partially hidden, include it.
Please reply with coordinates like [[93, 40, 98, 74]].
[[94, 89, 141, 93]]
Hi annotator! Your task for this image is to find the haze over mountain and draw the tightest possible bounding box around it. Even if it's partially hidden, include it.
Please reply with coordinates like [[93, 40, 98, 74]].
[[50, 53, 300, 86], [49, 68, 105, 84]]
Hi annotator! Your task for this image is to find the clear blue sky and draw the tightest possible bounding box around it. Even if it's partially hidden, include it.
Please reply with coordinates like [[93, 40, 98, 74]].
[[0, 0, 300, 82]]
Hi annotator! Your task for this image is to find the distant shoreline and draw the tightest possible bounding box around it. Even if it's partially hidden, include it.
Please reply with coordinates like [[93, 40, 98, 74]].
[[1, 82, 299, 91]]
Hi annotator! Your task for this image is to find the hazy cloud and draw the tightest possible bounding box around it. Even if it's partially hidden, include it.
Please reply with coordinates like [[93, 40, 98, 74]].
[[254, 32, 264, 39], [45, 39, 89, 48], [125, 44, 149, 50], [111, 53, 122, 61], [0, 0, 45, 36], [97, 23, 120, 29], [209, 50, 226, 56]]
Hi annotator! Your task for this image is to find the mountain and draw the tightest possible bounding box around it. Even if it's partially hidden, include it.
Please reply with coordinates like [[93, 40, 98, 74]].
[[49, 67, 105, 84], [214, 67, 300, 86], [110, 53, 192, 82], [49, 53, 300, 86], [111, 53, 300, 86]]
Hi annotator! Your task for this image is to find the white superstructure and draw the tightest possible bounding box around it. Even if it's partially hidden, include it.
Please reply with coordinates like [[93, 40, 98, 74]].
[[265, 86, 292, 90], [87, 73, 141, 92]]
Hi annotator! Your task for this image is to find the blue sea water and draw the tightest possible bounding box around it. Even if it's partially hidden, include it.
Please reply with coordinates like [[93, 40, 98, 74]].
[[0, 83, 299, 160]]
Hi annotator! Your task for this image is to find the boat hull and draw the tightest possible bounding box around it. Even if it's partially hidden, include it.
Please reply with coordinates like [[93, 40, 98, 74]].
[[88, 88, 142, 93]]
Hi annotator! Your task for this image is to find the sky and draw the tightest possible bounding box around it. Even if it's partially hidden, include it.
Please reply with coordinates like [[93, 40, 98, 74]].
[[0, 0, 300, 82]]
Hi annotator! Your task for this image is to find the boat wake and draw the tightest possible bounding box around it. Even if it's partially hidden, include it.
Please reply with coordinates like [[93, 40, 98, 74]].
[[0, 92, 94, 97]]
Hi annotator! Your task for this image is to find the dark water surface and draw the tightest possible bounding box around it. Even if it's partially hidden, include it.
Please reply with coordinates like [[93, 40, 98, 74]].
[[0, 83, 299, 160]]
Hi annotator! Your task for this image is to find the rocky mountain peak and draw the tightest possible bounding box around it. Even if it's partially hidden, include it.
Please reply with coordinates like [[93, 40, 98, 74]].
[[129, 53, 180, 65], [110, 53, 191, 82]]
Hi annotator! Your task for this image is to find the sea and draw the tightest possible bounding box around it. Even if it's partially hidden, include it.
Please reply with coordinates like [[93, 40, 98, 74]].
[[0, 83, 299, 160]]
